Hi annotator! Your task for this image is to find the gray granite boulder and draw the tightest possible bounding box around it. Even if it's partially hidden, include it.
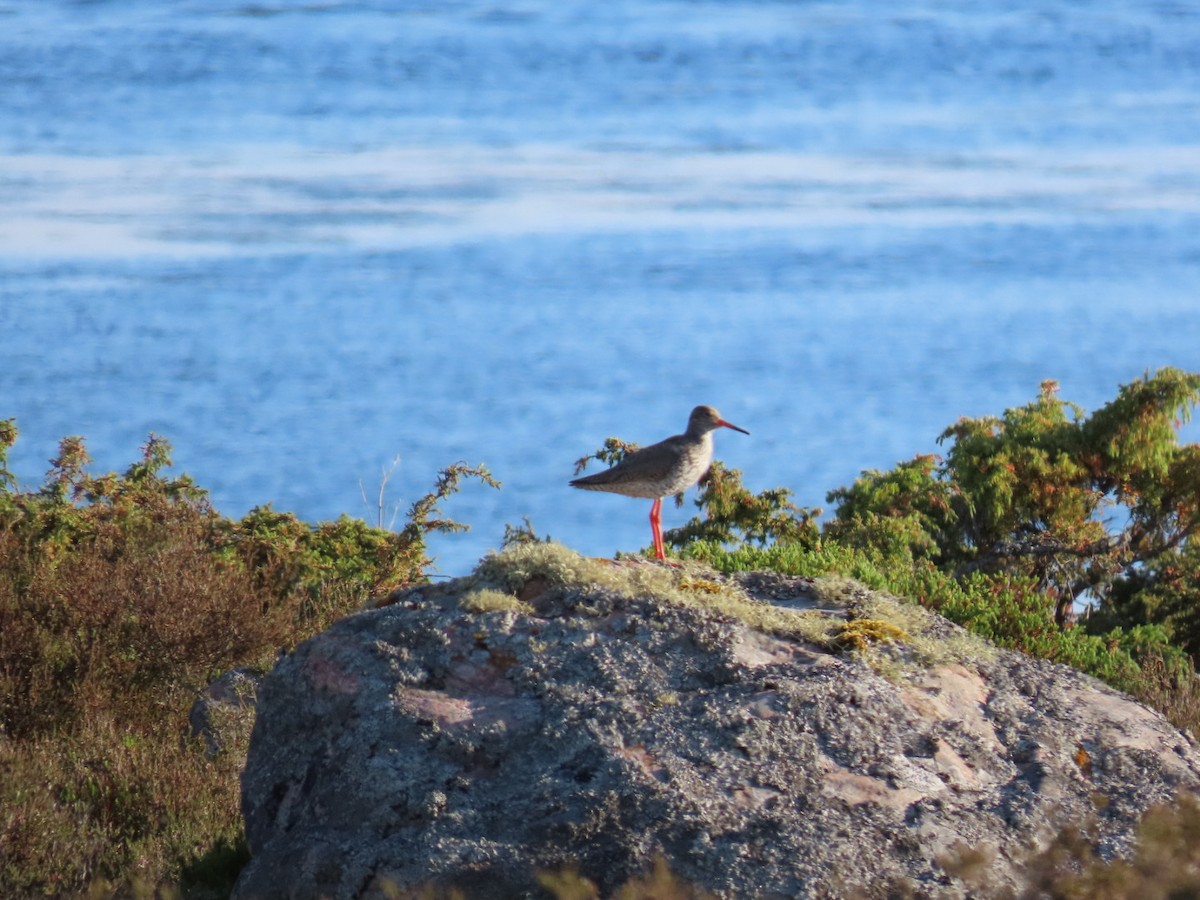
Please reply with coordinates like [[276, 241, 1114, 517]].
[[189, 667, 261, 756], [233, 543, 1200, 899]]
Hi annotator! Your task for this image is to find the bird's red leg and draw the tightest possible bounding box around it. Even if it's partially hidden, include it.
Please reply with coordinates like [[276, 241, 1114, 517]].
[[650, 497, 665, 560]]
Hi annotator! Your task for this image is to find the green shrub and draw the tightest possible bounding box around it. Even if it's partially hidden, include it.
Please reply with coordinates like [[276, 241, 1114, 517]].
[[663, 460, 820, 550], [827, 370, 1200, 629]]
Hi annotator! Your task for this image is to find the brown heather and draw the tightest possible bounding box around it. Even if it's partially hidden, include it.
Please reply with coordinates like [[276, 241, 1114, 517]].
[[0, 516, 269, 896], [0, 424, 496, 897]]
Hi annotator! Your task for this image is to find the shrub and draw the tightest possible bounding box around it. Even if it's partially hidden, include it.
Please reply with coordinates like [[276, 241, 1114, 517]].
[[827, 370, 1200, 629], [664, 460, 820, 550], [0, 421, 495, 896]]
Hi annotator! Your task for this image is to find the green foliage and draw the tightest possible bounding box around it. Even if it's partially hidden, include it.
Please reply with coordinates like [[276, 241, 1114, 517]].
[[1098, 538, 1200, 661], [825, 454, 955, 564], [680, 537, 894, 587], [0, 417, 19, 493], [402, 462, 501, 545], [573, 436, 640, 476], [664, 460, 821, 550], [212, 462, 497, 620], [827, 369, 1200, 631], [501, 516, 546, 548], [0, 424, 495, 896], [939, 379, 1096, 560]]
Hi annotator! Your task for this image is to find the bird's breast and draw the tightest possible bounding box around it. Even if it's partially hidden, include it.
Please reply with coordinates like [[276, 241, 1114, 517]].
[[656, 437, 713, 495]]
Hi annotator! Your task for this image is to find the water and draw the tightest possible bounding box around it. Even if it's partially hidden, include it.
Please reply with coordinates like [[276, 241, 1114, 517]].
[[2, 1, 1199, 575]]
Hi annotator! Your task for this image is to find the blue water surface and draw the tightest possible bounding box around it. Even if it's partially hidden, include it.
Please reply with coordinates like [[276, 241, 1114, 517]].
[[2, 1, 1198, 573]]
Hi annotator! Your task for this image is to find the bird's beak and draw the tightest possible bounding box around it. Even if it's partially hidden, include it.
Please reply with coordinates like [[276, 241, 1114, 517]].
[[718, 419, 750, 435]]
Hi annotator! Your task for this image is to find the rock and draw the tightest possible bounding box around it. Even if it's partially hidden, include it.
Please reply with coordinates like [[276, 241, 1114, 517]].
[[233, 544, 1200, 899], [189, 667, 261, 756]]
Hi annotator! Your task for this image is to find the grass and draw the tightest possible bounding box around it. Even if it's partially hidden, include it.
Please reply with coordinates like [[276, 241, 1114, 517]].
[[0, 718, 248, 898]]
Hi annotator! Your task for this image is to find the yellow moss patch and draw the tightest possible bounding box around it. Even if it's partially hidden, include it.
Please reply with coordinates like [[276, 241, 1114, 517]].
[[835, 619, 910, 652], [459, 589, 534, 615], [813, 574, 993, 666], [678, 577, 724, 594]]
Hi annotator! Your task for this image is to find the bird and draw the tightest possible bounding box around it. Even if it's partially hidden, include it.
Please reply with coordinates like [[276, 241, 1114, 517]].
[[569, 405, 749, 561]]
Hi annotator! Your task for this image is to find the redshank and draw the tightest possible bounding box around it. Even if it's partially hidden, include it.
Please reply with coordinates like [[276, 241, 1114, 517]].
[[570, 405, 749, 561]]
